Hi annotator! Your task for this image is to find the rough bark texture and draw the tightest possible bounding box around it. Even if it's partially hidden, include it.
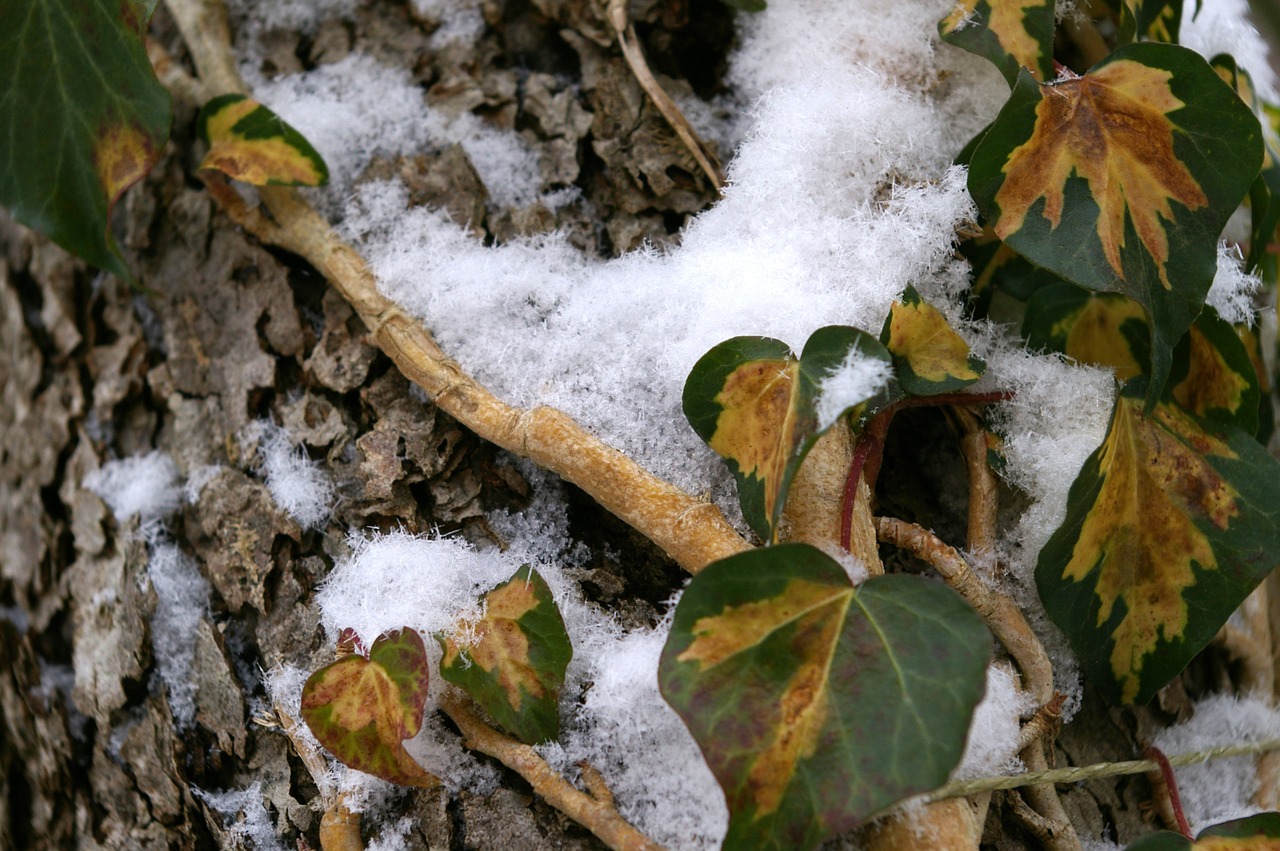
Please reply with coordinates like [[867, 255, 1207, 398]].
[[1, 1, 1275, 849]]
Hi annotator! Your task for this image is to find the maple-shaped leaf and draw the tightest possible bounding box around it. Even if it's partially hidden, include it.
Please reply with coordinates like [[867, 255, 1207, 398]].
[[0, 0, 171, 279], [969, 43, 1263, 402], [880, 285, 986, 395], [1125, 813, 1280, 849], [939, 0, 1055, 85], [1117, 0, 1184, 46], [438, 566, 571, 745], [197, 94, 328, 187], [1211, 54, 1280, 275], [659, 544, 990, 851], [1035, 386, 1280, 704], [301, 628, 439, 787], [1023, 283, 1150, 382], [684, 328, 896, 541]]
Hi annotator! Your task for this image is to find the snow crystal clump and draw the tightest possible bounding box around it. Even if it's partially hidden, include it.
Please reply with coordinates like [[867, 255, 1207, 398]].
[[1206, 243, 1262, 326], [245, 420, 333, 530], [1151, 693, 1280, 832], [83, 451, 182, 522], [1181, 0, 1280, 101], [953, 663, 1034, 780], [194, 783, 287, 851], [816, 346, 894, 432], [225, 0, 356, 35]]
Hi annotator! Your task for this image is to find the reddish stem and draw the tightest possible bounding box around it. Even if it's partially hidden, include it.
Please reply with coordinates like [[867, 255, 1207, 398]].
[[1144, 744, 1192, 838], [1053, 59, 1069, 78], [840, 434, 875, 553]]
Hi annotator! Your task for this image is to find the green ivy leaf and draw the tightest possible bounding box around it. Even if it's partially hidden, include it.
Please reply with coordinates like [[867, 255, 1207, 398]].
[[969, 43, 1264, 404], [197, 94, 329, 187], [960, 221, 1068, 318], [683, 328, 896, 541], [1125, 812, 1280, 849], [1211, 54, 1280, 276], [1236, 321, 1275, 443], [437, 566, 571, 745], [0, 0, 172, 279], [1117, 0, 1185, 45], [939, 0, 1055, 85], [1023, 283, 1150, 382], [301, 627, 439, 787], [1035, 386, 1280, 704], [880, 285, 986, 395], [659, 544, 990, 851]]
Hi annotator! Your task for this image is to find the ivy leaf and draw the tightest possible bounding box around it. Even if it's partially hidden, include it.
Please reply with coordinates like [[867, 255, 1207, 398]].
[[1169, 308, 1260, 435], [969, 43, 1264, 403], [0, 0, 172, 279], [960, 222, 1067, 318], [1211, 54, 1280, 275], [301, 628, 439, 787], [880, 285, 986, 395], [1236, 321, 1274, 442], [197, 94, 329, 186], [1125, 812, 1280, 849], [437, 566, 571, 745], [659, 544, 990, 851], [939, 0, 1055, 85], [683, 329, 896, 541], [1023, 283, 1150, 382], [1117, 0, 1185, 46], [1035, 386, 1280, 704]]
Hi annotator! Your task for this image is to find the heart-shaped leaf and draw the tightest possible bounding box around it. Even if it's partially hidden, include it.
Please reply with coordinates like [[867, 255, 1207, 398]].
[[659, 544, 990, 851], [880, 285, 986, 395], [1117, 0, 1185, 46], [1023, 283, 1150, 382], [438, 566, 572, 745], [1036, 386, 1280, 704], [0, 0, 171, 279], [301, 627, 438, 787], [197, 94, 329, 186], [939, 0, 1055, 85], [1125, 812, 1280, 849], [683, 328, 896, 541], [969, 43, 1264, 402]]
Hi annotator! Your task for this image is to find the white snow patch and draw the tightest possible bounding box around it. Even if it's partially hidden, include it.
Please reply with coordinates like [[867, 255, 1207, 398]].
[[1182, 0, 1279, 102], [83, 451, 182, 522], [194, 782, 287, 851], [953, 663, 1034, 780], [816, 346, 895, 432], [1151, 693, 1280, 832], [245, 421, 333, 530], [1206, 243, 1262, 326]]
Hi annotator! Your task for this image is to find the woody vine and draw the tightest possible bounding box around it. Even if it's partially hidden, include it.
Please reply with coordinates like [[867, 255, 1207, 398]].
[[3, 0, 1280, 849]]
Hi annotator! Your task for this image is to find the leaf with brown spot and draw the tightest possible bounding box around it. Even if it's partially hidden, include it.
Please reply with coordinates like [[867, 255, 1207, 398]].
[[939, 0, 1055, 85], [660, 544, 990, 850], [1125, 812, 1280, 850], [301, 628, 439, 787], [1170, 307, 1259, 435], [0, 0, 171, 279], [1036, 387, 1280, 704], [438, 566, 571, 745], [198, 94, 329, 186], [684, 329, 896, 541], [880, 286, 985, 395], [969, 43, 1263, 402]]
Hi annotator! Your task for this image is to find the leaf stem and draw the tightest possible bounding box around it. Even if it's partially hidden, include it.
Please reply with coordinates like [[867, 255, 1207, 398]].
[[1144, 744, 1193, 838]]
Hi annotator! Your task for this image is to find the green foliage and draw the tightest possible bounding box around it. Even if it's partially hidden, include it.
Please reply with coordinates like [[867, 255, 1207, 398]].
[[437, 566, 572, 745], [658, 544, 990, 851], [197, 94, 329, 186], [301, 628, 439, 787], [939, 0, 1056, 85], [968, 43, 1262, 404], [0, 0, 171, 279], [1123, 812, 1280, 849], [880, 285, 986, 395]]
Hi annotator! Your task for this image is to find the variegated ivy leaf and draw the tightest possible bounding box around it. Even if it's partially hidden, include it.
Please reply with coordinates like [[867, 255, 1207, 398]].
[[1035, 386, 1280, 704], [1212, 54, 1280, 275], [683, 328, 896, 541], [1236, 321, 1275, 442], [437, 566, 571, 745], [1023, 284, 1150, 382], [1117, 0, 1184, 46], [1169, 308, 1260, 435], [301, 628, 439, 787], [880, 286, 986, 395], [959, 221, 1068, 318], [1124, 812, 1280, 850], [659, 544, 990, 851], [197, 94, 329, 186], [939, 0, 1055, 86], [0, 0, 171, 279], [969, 43, 1263, 403]]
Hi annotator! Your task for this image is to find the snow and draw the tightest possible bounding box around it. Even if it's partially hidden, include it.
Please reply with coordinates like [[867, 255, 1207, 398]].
[[1151, 693, 1280, 833], [952, 663, 1034, 780], [816, 345, 895, 432], [83, 451, 183, 522], [1207, 243, 1262, 326], [244, 420, 334, 530], [194, 782, 287, 851]]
